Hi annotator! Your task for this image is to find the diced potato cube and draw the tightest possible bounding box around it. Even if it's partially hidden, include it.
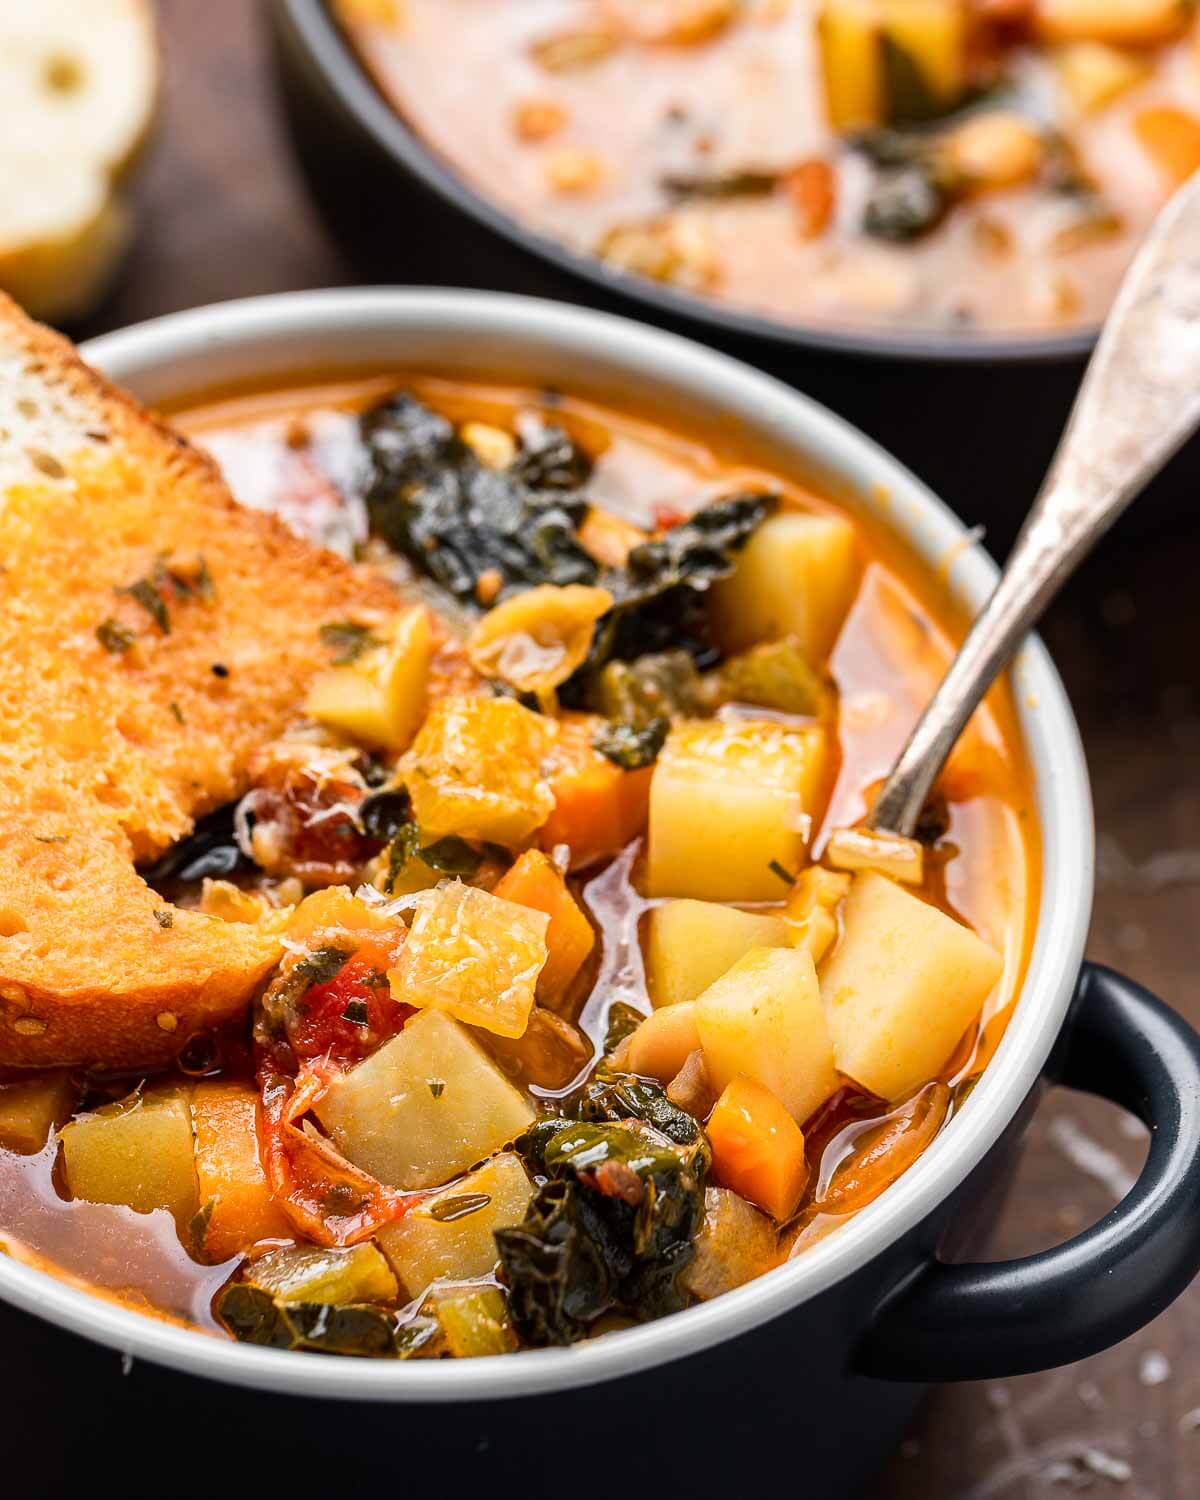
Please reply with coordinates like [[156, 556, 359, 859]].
[[710, 511, 859, 660], [618, 1002, 701, 1083], [429, 1284, 519, 1357], [696, 947, 838, 1124], [707, 1076, 810, 1221], [392, 881, 548, 1039], [403, 695, 558, 846], [315, 1009, 536, 1190], [646, 719, 829, 902], [0, 1071, 76, 1155], [682, 1186, 780, 1300], [191, 1082, 291, 1261], [1056, 41, 1151, 114], [1035, 0, 1191, 47], [306, 606, 434, 751], [818, 0, 883, 132], [377, 1151, 534, 1299], [647, 899, 789, 1007], [825, 827, 924, 884], [540, 712, 653, 869], [821, 872, 1003, 1100], [60, 1087, 197, 1228], [493, 849, 595, 1006], [880, 0, 969, 108], [784, 867, 851, 965], [245, 1242, 397, 1305]]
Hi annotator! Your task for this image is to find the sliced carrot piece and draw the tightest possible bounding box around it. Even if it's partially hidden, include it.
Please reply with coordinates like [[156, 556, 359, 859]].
[[539, 712, 653, 870], [706, 1075, 809, 1222], [493, 848, 595, 1007], [191, 1082, 291, 1261], [1134, 106, 1200, 187]]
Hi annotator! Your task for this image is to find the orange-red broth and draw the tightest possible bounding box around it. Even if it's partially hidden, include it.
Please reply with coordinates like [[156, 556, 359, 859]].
[[0, 376, 1038, 1333]]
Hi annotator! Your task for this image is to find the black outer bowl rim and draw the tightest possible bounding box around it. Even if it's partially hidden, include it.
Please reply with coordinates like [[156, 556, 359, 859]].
[[274, 0, 1101, 368]]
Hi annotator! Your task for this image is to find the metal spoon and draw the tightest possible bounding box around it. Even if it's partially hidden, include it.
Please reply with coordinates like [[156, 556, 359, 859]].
[[868, 171, 1200, 838]]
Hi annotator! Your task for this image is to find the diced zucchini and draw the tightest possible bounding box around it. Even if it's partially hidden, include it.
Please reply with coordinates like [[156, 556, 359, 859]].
[[820, 872, 1003, 1100], [403, 695, 558, 846], [818, 0, 883, 131], [191, 1081, 291, 1261], [392, 880, 548, 1039], [646, 719, 829, 902], [315, 1009, 536, 1190], [784, 867, 851, 965], [0, 1071, 76, 1155], [60, 1087, 197, 1228], [377, 1152, 534, 1299], [716, 638, 831, 718], [710, 511, 859, 661], [429, 1284, 519, 1357], [245, 1243, 398, 1305], [695, 947, 838, 1124], [682, 1186, 780, 1300], [647, 899, 789, 1007], [306, 605, 434, 751]]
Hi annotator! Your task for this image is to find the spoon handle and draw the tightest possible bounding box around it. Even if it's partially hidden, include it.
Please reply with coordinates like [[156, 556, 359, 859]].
[[869, 171, 1200, 838]]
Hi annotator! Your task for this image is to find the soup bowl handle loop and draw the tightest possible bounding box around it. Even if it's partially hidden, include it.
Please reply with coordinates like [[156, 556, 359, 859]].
[[856, 963, 1200, 1382]]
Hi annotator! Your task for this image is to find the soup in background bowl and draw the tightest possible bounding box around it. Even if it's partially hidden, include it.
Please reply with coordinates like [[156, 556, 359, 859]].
[[336, 0, 1200, 340]]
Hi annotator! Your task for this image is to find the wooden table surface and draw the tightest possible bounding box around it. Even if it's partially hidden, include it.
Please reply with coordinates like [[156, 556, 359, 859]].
[[62, 3, 1200, 1495]]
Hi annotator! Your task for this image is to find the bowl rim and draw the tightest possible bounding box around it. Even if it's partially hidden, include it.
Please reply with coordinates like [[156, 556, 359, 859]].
[[272, 0, 1101, 368], [0, 287, 1092, 1402]]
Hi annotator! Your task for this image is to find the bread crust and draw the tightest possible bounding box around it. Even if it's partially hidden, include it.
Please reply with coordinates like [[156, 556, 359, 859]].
[[0, 294, 399, 1067]]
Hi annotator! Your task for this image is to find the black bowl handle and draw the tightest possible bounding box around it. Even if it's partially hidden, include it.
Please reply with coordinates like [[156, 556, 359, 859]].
[[858, 964, 1200, 1381]]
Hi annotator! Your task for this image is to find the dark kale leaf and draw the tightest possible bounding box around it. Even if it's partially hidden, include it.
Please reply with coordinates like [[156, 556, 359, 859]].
[[497, 1119, 705, 1346], [863, 163, 949, 242], [595, 650, 706, 726], [382, 823, 421, 893], [591, 717, 669, 771], [509, 416, 593, 492], [215, 1284, 432, 1358], [418, 836, 484, 877], [603, 1001, 646, 1057], [572, 1073, 709, 1162], [360, 393, 599, 604]]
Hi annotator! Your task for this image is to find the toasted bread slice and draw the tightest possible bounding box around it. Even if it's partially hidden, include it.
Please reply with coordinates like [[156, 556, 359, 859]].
[[0, 295, 399, 1067]]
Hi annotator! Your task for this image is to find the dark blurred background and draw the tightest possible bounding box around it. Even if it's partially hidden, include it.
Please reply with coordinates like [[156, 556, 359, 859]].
[[17, 1, 1194, 1494]]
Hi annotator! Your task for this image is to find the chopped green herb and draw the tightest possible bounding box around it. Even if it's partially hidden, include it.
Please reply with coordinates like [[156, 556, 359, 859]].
[[34, 833, 68, 844], [319, 620, 384, 665], [592, 716, 669, 771], [96, 617, 136, 654], [342, 998, 370, 1027], [419, 837, 484, 877], [190, 1199, 215, 1257], [382, 822, 421, 893], [168, 701, 185, 725], [768, 860, 796, 886], [293, 945, 350, 994], [428, 1191, 491, 1223], [152, 909, 174, 929], [118, 576, 170, 634], [427, 1078, 446, 1099]]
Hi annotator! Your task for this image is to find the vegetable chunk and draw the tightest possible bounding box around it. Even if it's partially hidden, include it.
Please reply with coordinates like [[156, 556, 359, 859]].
[[647, 899, 788, 1007], [710, 511, 859, 660], [539, 711, 653, 868], [305, 605, 434, 751], [60, 1087, 197, 1228], [493, 849, 595, 1006], [0, 1071, 76, 1155], [245, 1243, 398, 1305], [646, 719, 829, 902], [682, 1186, 780, 1300], [315, 1009, 536, 1190], [695, 947, 839, 1124], [820, 872, 1002, 1100], [377, 1151, 534, 1298], [403, 695, 558, 846], [191, 1081, 291, 1261], [392, 880, 549, 1039], [707, 1077, 809, 1221], [618, 1001, 702, 1083]]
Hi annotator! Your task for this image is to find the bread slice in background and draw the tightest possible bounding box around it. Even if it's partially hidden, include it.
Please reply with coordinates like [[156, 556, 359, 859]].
[[0, 0, 158, 321], [0, 294, 400, 1068]]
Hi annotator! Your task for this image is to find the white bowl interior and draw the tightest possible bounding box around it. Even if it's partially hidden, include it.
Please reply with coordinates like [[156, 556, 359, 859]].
[[0, 290, 1092, 1401]]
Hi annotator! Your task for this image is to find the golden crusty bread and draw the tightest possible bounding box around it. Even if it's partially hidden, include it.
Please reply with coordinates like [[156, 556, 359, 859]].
[[0, 294, 399, 1068]]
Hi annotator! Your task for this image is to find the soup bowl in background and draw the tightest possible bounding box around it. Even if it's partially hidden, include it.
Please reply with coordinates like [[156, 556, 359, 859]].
[[2, 288, 1197, 1497]]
